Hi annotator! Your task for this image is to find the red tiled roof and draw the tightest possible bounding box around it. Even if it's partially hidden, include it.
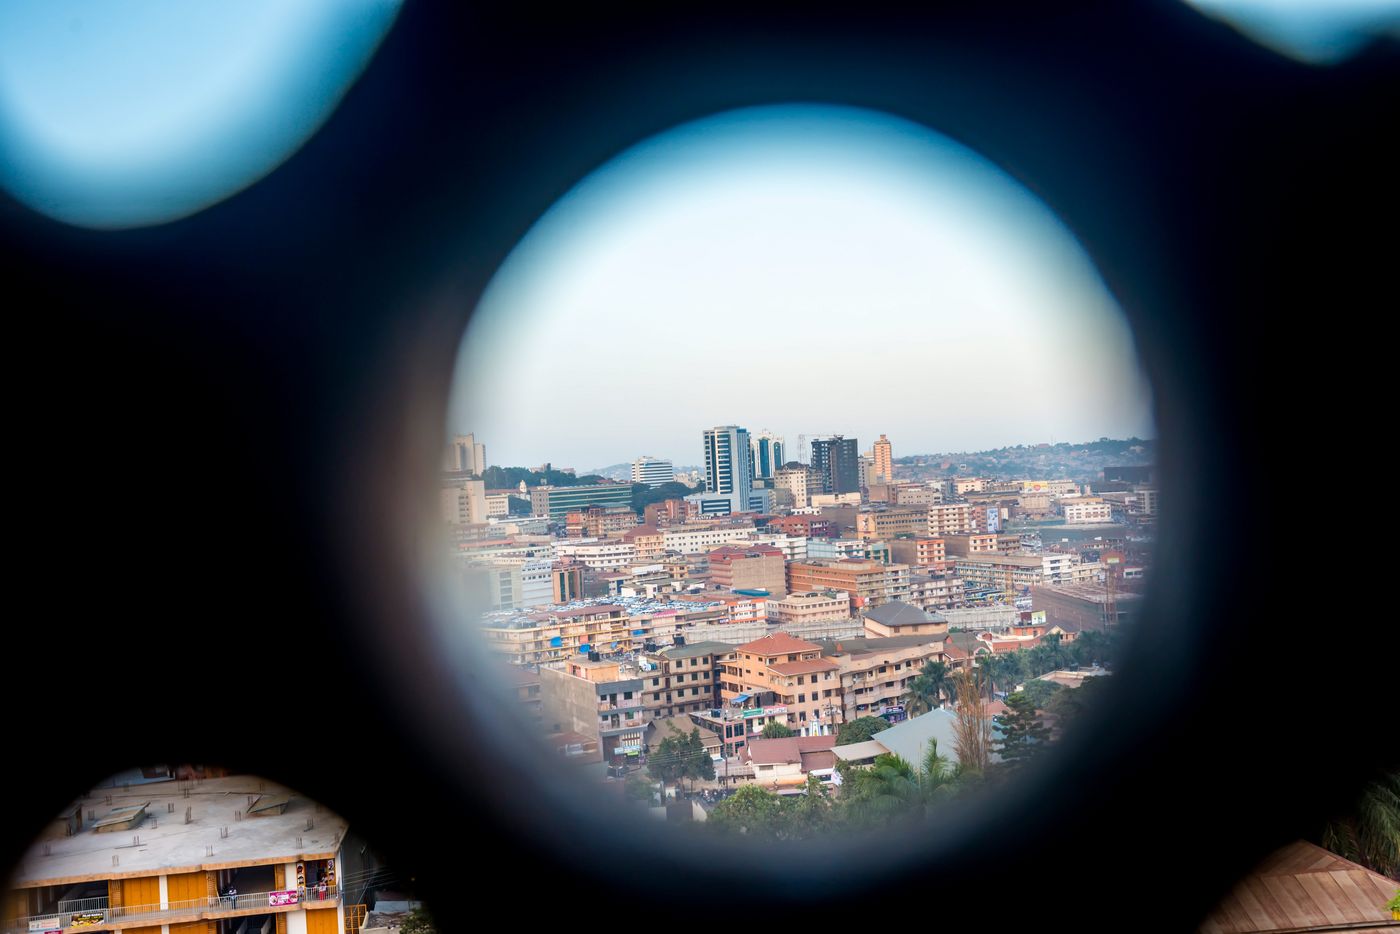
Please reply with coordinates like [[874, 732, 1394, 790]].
[[735, 632, 823, 656], [743, 735, 837, 766]]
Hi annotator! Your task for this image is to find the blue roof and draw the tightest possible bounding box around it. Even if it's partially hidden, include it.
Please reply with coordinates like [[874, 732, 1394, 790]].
[[732, 693, 751, 704]]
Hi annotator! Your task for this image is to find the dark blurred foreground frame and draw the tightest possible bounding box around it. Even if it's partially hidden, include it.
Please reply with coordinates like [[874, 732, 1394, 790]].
[[2, 1, 1397, 929]]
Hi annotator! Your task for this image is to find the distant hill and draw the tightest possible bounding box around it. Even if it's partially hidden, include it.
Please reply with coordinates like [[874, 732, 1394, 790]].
[[894, 437, 1155, 482]]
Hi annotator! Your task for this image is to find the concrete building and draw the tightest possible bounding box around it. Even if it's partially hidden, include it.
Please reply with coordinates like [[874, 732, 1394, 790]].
[[746, 532, 808, 562], [887, 537, 948, 571], [907, 573, 965, 611], [750, 431, 784, 480], [786, 559, 909, 610], [895, 484, 943, 506], [740, 736, 839, 792], [530, 483, 633, 519], [766, 590, 852, 624], [540, 658, 649, 760], [1063, 499, 1114, 524], [706, 545, 786, 595], [551, 539, 638, 570], [952, 477, 987, 495], [630, 456, 675, 487], [953, 553, 1046, 589], [638, 640, 731, 720], [860, 601, 950, 639], [661, 524, 755, 555], [1030, 582, 1143, 632], [822, 634, 947, 723], [942, 533, 1002, 556], [772, 464, 821, 509], [445, 432, 486, 474], [4, 776, 351, 934], [855, 507, 929, 542], [720, 633, 843, 737], [441, 477, 487, 525], [463, 558, 555, 611], [872, 434, 893, 486], [810, 436, 860, 495], [806, 538, 890, 563], [683, 425, 753, 516], [565, 505, 638, 538], [1041, 552, 1080, 585], [622, 525, 666, 562], [928, 502, 975, 536]]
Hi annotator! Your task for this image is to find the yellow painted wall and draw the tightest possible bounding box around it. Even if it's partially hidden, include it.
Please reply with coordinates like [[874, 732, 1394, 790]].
[[169, 922, 214, 934], [166, 871, 208, 905], [125, 926, 163, 934], [306, 907, 339, 934], [3, 890, 30, 923], [122, 876, 160, 910]]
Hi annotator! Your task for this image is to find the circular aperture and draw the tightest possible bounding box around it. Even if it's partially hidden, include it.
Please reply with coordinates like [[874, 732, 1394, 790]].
[[427, 104, 1158, 870]]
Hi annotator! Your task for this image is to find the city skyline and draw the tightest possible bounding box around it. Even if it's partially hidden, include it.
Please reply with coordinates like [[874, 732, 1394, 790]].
[[448, 105, 1154, 469]]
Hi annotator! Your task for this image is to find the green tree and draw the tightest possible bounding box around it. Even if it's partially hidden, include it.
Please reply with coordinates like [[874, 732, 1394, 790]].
[[401, 908, 436, 934], [839, 753, 924, 827], [648, 726, 713, 793], [624, 774, 656, 804], [837, 716, 892, 746], [630, 481, 696, 515], [761, 721, 796, 739], [1044, 675, 1112, 724], [1020, 677, 1063, 709], [785, 774, 835, 836], [904, 661, 950, 715], [1321, 771, 1400, 879], [993, 691, 1052, 768], [707, 784, 787, 838]]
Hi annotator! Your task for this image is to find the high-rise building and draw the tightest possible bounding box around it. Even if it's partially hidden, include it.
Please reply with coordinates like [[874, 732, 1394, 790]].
[[751, 430, 785, 480], [810, 435, 859, 494], [873, 434, 893, 485], [630, 456, 675, 487], [445, 433, 486, 475], [686, 425, 753, 515]]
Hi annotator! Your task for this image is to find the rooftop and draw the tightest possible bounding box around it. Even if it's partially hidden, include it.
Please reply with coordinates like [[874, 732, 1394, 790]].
[[734, 632, 824, 656], [1202, 840, 1400, 932], [768, 658, 841, 676], [10, 776, 347, 888], [742, 735, 838, 766], [862, 601, 945, 628], [659, 640, 732, 660]]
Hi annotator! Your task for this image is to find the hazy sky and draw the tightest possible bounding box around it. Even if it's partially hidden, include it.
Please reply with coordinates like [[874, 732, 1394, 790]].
[[449, 105, 1155, 471]]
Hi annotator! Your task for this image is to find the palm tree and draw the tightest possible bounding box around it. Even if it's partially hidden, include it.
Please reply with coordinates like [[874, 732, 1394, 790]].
[[841, 753, 924, 827], [903, 661, 950, 715], [1322, 771, 1400, 879]]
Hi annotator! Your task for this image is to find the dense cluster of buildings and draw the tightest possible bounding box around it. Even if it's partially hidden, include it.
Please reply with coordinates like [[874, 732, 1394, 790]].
[[442, 427, 1154, 775]]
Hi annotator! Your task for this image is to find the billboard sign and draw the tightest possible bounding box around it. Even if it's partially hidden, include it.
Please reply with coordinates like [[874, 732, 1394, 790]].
[[269, 891, 299, 907], [1031, 610, 1047, 626]]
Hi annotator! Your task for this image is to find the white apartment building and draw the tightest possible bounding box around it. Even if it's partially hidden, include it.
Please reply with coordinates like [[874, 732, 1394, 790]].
[[928, 502, 975, 536], [662, 525, 755, 555], [551, 538, 638, 569], [1063, 500, 1114, 524], [747, 533, 809, 562], [630, 456, 675, 487]]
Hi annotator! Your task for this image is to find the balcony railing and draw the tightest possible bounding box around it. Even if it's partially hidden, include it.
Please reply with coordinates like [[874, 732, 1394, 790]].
[[4, 886, 340, 934]]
